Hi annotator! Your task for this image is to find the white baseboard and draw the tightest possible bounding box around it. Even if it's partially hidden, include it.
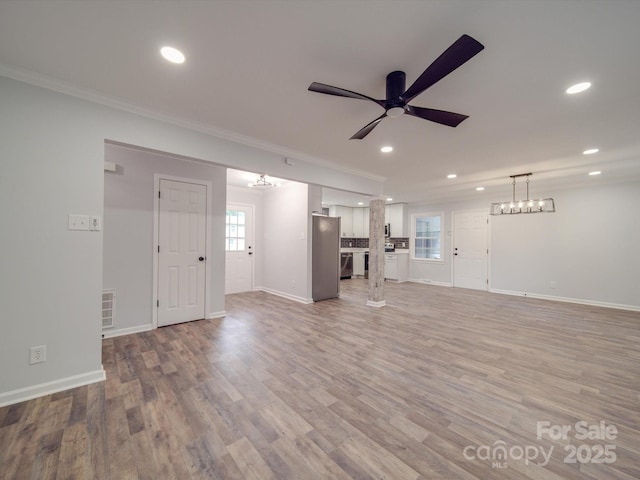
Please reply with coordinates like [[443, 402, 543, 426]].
[[408, 278, 453, 287], [207, 310, 226, 319], [489, 288, 640, 312], [255, 286, 314, 304], [367, 300, 386, 308], [0, 368, 106, 408], [102, 323, 153, 339]]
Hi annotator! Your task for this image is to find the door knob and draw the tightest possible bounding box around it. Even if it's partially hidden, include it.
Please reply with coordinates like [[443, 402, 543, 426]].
[[248, 252, 253, 255], [198, 256, 205, 261], [454, 253, 458, 256]]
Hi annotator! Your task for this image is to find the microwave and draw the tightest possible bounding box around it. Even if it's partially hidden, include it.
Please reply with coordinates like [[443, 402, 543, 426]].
[[384, 223, 391, 237]]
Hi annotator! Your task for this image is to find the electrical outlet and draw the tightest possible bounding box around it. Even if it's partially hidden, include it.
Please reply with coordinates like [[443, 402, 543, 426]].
[[550, 281, 557, 289], [30, 345, 47, 364]]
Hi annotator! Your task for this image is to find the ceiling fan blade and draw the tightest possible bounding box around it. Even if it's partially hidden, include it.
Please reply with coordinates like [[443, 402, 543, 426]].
[[402, 34, 484, 104], [406, 105, 468, 127], [350, 113, 387, 140], [309, 82, 382, 106]]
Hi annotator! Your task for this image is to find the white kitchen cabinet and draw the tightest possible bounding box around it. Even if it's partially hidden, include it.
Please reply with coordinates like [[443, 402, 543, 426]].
[[385, 203, 408, 237], [352, 207, 364, 238], [352, 207, 370, 238], [384, 252, 408, 282], [384, 254, 397, 280], [340, 206, 353, 237], [353, 251, 365, 276], [329, 206, 371, 238], [329, 206, 354, 237]]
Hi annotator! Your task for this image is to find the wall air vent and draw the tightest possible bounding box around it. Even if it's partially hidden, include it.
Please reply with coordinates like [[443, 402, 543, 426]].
[[102, 290, 115, 329]]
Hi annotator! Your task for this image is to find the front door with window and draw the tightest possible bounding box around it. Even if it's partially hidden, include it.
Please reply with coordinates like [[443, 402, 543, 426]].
[[225, 204, 254, 294], [453, 209, 488, 290]]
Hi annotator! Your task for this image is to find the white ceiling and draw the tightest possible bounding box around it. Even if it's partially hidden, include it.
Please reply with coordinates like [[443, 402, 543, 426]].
[[1, 1, 639, 206]]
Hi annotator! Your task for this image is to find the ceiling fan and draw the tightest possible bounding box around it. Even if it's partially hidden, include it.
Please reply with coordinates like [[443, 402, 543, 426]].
[[308, 34, 484, 140]]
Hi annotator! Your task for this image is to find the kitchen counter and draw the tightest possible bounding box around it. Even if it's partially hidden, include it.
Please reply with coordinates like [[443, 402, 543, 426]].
[[339, 249, 410, 282], [339, 248, 410, 254]]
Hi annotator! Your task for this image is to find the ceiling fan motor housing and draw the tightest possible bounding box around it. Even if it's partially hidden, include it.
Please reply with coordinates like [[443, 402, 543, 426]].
[[386, 71, 406, 107]]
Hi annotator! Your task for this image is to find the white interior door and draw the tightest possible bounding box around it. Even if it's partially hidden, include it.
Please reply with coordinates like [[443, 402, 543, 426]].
[[453, 209, 488, 290], [158, 179, 207, 326], [225, 204, 254, 294]]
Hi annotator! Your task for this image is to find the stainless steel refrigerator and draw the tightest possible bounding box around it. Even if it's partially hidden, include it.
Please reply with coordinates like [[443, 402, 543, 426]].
[[312, 215, 340, 301]]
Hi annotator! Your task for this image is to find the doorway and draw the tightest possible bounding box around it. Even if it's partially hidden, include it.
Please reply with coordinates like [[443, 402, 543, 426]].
[[453, 209, 489, 290]]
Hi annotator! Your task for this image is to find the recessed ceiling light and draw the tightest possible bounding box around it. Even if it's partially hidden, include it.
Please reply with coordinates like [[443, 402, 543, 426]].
[[386, 197, 393, 202], [588, 171, 602, 176], [380, 146, 393, 153], [160, 46, 185, 64], [566, 82, 591, 94], [357, 202, 364, 206], [447, 174, 457, 179], [583, 148, 599, 155], [476, 186, 485, 191]]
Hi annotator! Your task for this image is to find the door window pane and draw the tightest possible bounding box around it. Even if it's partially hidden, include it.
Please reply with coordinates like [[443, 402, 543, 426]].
[[225, 209, 247, 251]]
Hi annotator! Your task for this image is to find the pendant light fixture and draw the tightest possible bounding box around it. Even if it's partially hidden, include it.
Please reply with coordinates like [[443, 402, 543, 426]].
[[490, 173, 555, 215], [248, 174, 281, 188]]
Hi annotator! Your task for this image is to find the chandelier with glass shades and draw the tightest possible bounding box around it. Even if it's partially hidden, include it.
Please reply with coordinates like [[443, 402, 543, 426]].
[[490, 173, 555, 215]]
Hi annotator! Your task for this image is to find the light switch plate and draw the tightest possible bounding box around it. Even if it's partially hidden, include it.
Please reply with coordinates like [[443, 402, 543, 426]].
[[68, 214, 90, 231]]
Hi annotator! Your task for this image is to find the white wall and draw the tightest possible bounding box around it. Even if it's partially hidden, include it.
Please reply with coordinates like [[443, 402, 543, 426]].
[[260, 182, 312, 303], [0, 77, 105, 405], [407, 198, 481, 286], [306, 184, 324, 299], [0, 75, 383, 405], [407, 180, 640, 310], [226, 182, 321, 300], [103, 144, 227, 336], [491, 180, 640, 309]]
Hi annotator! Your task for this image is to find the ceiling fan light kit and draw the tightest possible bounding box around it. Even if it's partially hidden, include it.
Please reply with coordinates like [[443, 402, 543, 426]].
[[308, 34, 484, 139], [490, 173, 556, 215]]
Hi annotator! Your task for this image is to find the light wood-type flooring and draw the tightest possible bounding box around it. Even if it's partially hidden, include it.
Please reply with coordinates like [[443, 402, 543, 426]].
[[1, 279, 639, 479]]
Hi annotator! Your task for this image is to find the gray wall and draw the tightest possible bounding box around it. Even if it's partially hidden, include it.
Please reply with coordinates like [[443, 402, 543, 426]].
[[103, 144, 227, 336]]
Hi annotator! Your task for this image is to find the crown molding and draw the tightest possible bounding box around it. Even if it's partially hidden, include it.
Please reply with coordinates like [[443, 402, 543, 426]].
[[0, 63, 385, 183]]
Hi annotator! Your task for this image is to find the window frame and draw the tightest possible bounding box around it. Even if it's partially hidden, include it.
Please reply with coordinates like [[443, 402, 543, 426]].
[[410, 211, 445, 263]]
